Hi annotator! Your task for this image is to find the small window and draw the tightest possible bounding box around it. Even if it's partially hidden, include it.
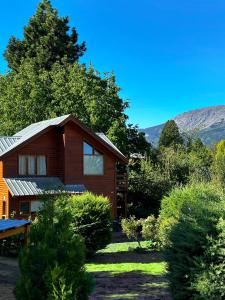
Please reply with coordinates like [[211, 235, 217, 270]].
[[20, 201, 30, 214], [83, 142, 104, 175], [19, 155, 47, 176]]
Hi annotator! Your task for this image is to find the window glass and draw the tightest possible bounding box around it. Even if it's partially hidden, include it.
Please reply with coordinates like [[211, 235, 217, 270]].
[[84, 142, 93, 155], [28, 156, 35, 175], [31, 201, 43, 213], [19, 155, 47, 176], [20, 201, 30, 214], [37, 156, 46, 175], [84, 155, 104, 175], [19, 155, 27, 175]]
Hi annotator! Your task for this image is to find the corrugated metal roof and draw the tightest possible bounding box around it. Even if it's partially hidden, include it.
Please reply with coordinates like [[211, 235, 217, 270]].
[[4, 177, 86, 197], [0, 115, 70, 158], [14, 115, 70, 137], [0, 219, 31, 232], [96, 132, 125, 157], [0, 137, 21, 155]]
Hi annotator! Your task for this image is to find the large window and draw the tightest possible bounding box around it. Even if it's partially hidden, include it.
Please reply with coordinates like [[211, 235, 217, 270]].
[[19, 155, 46, 176], [83, 142, 103, 175]]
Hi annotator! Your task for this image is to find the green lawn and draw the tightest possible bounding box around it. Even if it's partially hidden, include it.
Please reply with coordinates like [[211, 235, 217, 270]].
[[87, 241, 171, 300], [98, 241, 150, 253], [86, 261, 166, 275]]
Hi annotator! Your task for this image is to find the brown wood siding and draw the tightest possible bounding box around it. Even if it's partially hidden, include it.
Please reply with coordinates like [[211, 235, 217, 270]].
[[2, 121, 120, 218], [3, 129, 62, 179], [64, 122, 117, 217]]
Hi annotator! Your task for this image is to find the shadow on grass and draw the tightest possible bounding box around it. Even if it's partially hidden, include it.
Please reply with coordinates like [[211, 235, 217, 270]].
[[90, 271, 171, 300], [89, 251, 163, 264]]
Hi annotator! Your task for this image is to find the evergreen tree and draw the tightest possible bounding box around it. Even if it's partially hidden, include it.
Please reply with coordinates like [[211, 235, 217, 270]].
[[159, 120, 183, 148], [0, 0, 150, 157], [4, 0, 86, 71]]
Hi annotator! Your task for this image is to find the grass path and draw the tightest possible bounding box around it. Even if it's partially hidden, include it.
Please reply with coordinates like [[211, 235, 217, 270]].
[[87, 241, 172, 300]]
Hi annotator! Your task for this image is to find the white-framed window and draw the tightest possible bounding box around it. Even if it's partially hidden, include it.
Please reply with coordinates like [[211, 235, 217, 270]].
[[19, 155, 47, 176], [83, 142, 104, 175]]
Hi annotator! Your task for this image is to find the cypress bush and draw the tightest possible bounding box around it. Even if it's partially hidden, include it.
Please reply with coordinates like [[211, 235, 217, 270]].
[[192, 218, 225, 299], [16, 196, 94, 300], [69, 192, 112, 256], [158, 184, 225, 300]]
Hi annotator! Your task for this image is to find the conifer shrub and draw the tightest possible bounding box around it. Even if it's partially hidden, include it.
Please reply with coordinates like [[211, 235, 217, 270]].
[[158, 184, 225, 300], [192, 218, 225, 300], [16, 196, 94, 300], [69, 192, 112, 256]]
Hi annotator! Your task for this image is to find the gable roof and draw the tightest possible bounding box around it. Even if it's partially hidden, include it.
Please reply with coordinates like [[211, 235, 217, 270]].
[[0, 115, 127, 163]]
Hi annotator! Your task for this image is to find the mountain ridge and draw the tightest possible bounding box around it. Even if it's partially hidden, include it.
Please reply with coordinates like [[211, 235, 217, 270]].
[[141, 105, 225, 146]]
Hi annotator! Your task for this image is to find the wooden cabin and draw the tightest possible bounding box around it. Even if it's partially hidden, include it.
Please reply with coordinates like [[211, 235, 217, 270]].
[[0, 115, 128, 219]]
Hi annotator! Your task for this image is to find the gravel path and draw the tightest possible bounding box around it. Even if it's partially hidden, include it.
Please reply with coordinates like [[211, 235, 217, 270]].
[[0, 257, 19, 300]]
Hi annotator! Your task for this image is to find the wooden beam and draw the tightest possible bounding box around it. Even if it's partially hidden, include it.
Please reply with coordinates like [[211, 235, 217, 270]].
[[0, 225, 27, 240]]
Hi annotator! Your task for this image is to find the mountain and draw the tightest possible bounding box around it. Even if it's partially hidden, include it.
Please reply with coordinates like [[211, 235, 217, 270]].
[[141, 105, 225, 146]]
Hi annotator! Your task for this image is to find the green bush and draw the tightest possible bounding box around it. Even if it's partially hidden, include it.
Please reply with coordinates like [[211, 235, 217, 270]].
[[16, 196, 94, 300], [192, 218, 225, 300], [121, 215, 159, 249], [141, 215, 158, 248], [121, 216, 142, 247], [128, 159, 171, 217], [69, 192, 112, 256], [158, 184, 225, 300]]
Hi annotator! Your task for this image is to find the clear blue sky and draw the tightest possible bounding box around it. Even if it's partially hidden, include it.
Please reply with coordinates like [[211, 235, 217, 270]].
[[1, 0, 225, 128]]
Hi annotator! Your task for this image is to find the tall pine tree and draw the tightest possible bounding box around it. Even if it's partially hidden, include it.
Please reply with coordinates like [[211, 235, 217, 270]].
[[4, 0, 86, 71], [159, 120, 183, 148]]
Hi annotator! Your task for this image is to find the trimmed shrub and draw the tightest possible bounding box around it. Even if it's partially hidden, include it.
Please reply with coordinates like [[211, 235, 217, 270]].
[[69, 192, 112, 256], [16, 196, 94, 300], [158, 184, 225, 300]]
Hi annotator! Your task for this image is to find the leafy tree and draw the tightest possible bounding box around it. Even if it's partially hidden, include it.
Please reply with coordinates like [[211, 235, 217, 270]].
[[212, 140, 225, 188], [0, 58, 150, 156], [159, 120, 183, 148], [159, 146, 190, 186], [4, 0, 85, 71], [188, 138, 213, 183], [128, 158, 171, 217], [0, 0, 151, 157]]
